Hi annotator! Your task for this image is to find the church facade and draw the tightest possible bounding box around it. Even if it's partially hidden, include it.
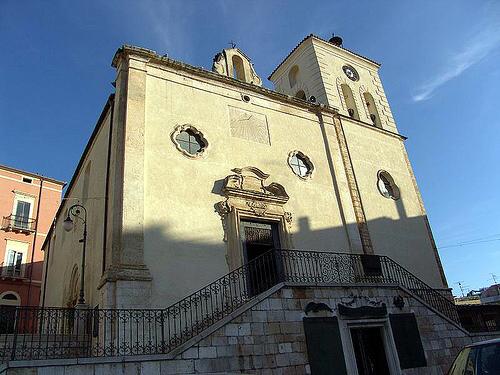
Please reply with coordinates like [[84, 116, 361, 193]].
[[42, 34, 447, 310], [31, 35, 490, 374]]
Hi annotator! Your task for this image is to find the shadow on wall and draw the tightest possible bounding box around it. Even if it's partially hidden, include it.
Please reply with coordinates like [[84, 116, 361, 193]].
[[120, 204, 442, 308]]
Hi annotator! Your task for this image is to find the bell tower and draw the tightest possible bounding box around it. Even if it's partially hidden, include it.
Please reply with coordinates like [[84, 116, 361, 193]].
[[270, 34, 448, 288], [212, 47, 263, 86], [269, 34, 398, 134]]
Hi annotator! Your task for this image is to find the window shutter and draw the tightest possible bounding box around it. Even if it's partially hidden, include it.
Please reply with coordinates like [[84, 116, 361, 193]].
[[389, 313, 427, 369], [303, 317, 347, 375]]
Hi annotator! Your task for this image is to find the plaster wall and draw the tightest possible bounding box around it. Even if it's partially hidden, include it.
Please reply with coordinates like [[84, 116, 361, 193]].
[[312, 38, 398, 133], [142, 61, 355, 307], [42, 42, 447, 310], [271, 39, 328, 105], [42, 110, 112, 308], [0, 167, 63, 306], [341, 118, 444, 288], [270, 37, 398, 133], [270, 37, 443, 287]]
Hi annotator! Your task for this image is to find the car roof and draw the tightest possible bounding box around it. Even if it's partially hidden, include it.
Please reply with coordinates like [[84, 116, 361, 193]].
[[466, 337, 500, 348]]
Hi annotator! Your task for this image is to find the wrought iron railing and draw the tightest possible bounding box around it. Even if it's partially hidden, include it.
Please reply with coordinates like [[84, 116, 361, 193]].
[[0, 249, 459, 362], [1, 215, 36, 233]]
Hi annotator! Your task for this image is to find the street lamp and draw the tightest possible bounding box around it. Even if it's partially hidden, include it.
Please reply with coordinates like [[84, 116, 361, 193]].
[[63, 204, 88, 306]]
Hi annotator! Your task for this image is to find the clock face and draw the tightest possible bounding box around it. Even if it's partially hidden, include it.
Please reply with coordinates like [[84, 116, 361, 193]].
[[342, 65, 359, 81]]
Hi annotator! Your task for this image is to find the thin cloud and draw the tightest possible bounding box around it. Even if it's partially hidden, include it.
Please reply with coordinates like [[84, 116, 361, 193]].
[[413, 20, 500, 102]]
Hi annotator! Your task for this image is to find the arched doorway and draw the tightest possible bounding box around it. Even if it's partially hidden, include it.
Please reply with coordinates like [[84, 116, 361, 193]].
[[0, 291, 21, 334]]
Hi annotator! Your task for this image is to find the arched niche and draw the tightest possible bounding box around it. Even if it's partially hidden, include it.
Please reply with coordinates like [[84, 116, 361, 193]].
[[363, 92, 382, 128], [232, 55, 246, 81], [341, 84, 359, 120], [288, 65, 299, 88]]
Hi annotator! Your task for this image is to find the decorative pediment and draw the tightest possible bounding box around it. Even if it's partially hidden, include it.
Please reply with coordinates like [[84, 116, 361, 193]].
[[215, 167, 293, 261], [222, 167, 289, 204]]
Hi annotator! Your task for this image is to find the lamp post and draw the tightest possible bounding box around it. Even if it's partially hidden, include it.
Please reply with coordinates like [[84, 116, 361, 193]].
[[63, 204, 88, 306]]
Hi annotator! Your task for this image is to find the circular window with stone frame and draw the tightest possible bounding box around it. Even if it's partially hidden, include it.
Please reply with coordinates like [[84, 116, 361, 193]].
[[288, 151, 314, 179], [377, 170, 400, 200], [171, 125, 208, 159], [342, 65, 359, 82]]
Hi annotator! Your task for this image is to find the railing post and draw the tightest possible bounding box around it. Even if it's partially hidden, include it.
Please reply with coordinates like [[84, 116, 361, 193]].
[[160, 310, 166, 353], [10, 308, 20, 361], [275, 249, 285, 284]]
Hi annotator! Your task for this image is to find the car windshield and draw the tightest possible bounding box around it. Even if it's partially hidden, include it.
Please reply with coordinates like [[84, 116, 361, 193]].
[[478, 343, 500, 375]]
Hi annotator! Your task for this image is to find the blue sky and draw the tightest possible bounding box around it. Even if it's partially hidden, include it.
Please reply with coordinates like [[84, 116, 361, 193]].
[[1, 1, 499, 295]]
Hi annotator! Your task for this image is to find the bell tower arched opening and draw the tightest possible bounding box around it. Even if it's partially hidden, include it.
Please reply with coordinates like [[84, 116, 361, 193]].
[[341, 84, 359, 120], [363, 92, 381, 128], [232, 55, 246, 81]]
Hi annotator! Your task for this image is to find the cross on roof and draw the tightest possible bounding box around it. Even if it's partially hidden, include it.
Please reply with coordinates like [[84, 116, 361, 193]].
[[228, 40, 237, 49]]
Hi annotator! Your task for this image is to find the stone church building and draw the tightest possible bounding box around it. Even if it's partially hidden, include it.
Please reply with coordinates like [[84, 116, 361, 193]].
[[20, 34, 495, 374]]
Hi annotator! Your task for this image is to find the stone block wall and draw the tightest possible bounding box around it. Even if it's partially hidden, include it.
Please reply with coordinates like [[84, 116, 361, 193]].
[[3, 284, 499, 375]]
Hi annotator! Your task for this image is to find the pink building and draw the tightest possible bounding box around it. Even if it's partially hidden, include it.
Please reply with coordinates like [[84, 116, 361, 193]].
[[0, 164, 64, 307]]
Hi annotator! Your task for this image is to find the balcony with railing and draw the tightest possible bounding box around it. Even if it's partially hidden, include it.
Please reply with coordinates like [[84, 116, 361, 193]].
[[1, 215, 36, 234], [0, 249, 461, 362]]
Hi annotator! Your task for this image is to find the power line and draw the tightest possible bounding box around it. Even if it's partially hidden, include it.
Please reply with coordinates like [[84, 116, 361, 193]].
[[439, 237, 500, 250]]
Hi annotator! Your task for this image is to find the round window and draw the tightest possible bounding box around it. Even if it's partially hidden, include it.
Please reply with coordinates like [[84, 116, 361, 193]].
[[377, 170, 400, 200], [288, 151, 314, 179], [172, 125, 208, 158], [342, 65, 359, 81]]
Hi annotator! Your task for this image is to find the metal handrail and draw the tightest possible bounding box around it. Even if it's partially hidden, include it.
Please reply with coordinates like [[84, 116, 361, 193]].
[[1, 214, 36, 232], [0, 249, 459, 362]]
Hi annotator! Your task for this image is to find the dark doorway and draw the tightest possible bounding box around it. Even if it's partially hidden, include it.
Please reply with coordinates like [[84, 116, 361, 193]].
[[240, 220, 281, 296], [351, 327, 390, 375], [0, 305, 17, 334]]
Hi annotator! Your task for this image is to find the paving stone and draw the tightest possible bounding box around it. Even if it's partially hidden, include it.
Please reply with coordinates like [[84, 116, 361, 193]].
[[228, 336, 238, 345], [251, 322, 265, 335], [211, 336, 228, 346], [38, 367, 65, 375], [268, 311, 285, 322], [281, 289, 293, 299], [266, 322, 282, 335], [284, 310, 304, 322], [278, 342, 293, 353], [199, 346, 217, 358], [252, 310, 268, 322], [194, 358, 225, 373], [269, 298, 283, 310], [182, 347, 199, 359], [276, 353, 291, 367], [160, 359, 194, 374]]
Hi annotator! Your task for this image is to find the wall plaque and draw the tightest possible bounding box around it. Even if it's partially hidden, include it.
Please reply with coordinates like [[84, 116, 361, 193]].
[[228, 106, 270, 145]]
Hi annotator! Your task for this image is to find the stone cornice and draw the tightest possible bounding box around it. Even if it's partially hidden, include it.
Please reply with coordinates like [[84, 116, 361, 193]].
[[268, 34, 380, 81], [112, 45, 339, 116]]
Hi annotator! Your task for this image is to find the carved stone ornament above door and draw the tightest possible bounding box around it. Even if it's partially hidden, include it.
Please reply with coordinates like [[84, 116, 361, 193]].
[[215, 167, 293, 270]]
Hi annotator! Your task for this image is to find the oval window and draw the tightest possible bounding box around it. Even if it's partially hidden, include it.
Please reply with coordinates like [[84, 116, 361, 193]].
[[288, 151, 314, 179], [377, 170, 400, 200]]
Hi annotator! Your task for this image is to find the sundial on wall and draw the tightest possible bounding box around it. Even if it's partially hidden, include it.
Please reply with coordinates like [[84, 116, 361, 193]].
[[228, 106, 270, 145]]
